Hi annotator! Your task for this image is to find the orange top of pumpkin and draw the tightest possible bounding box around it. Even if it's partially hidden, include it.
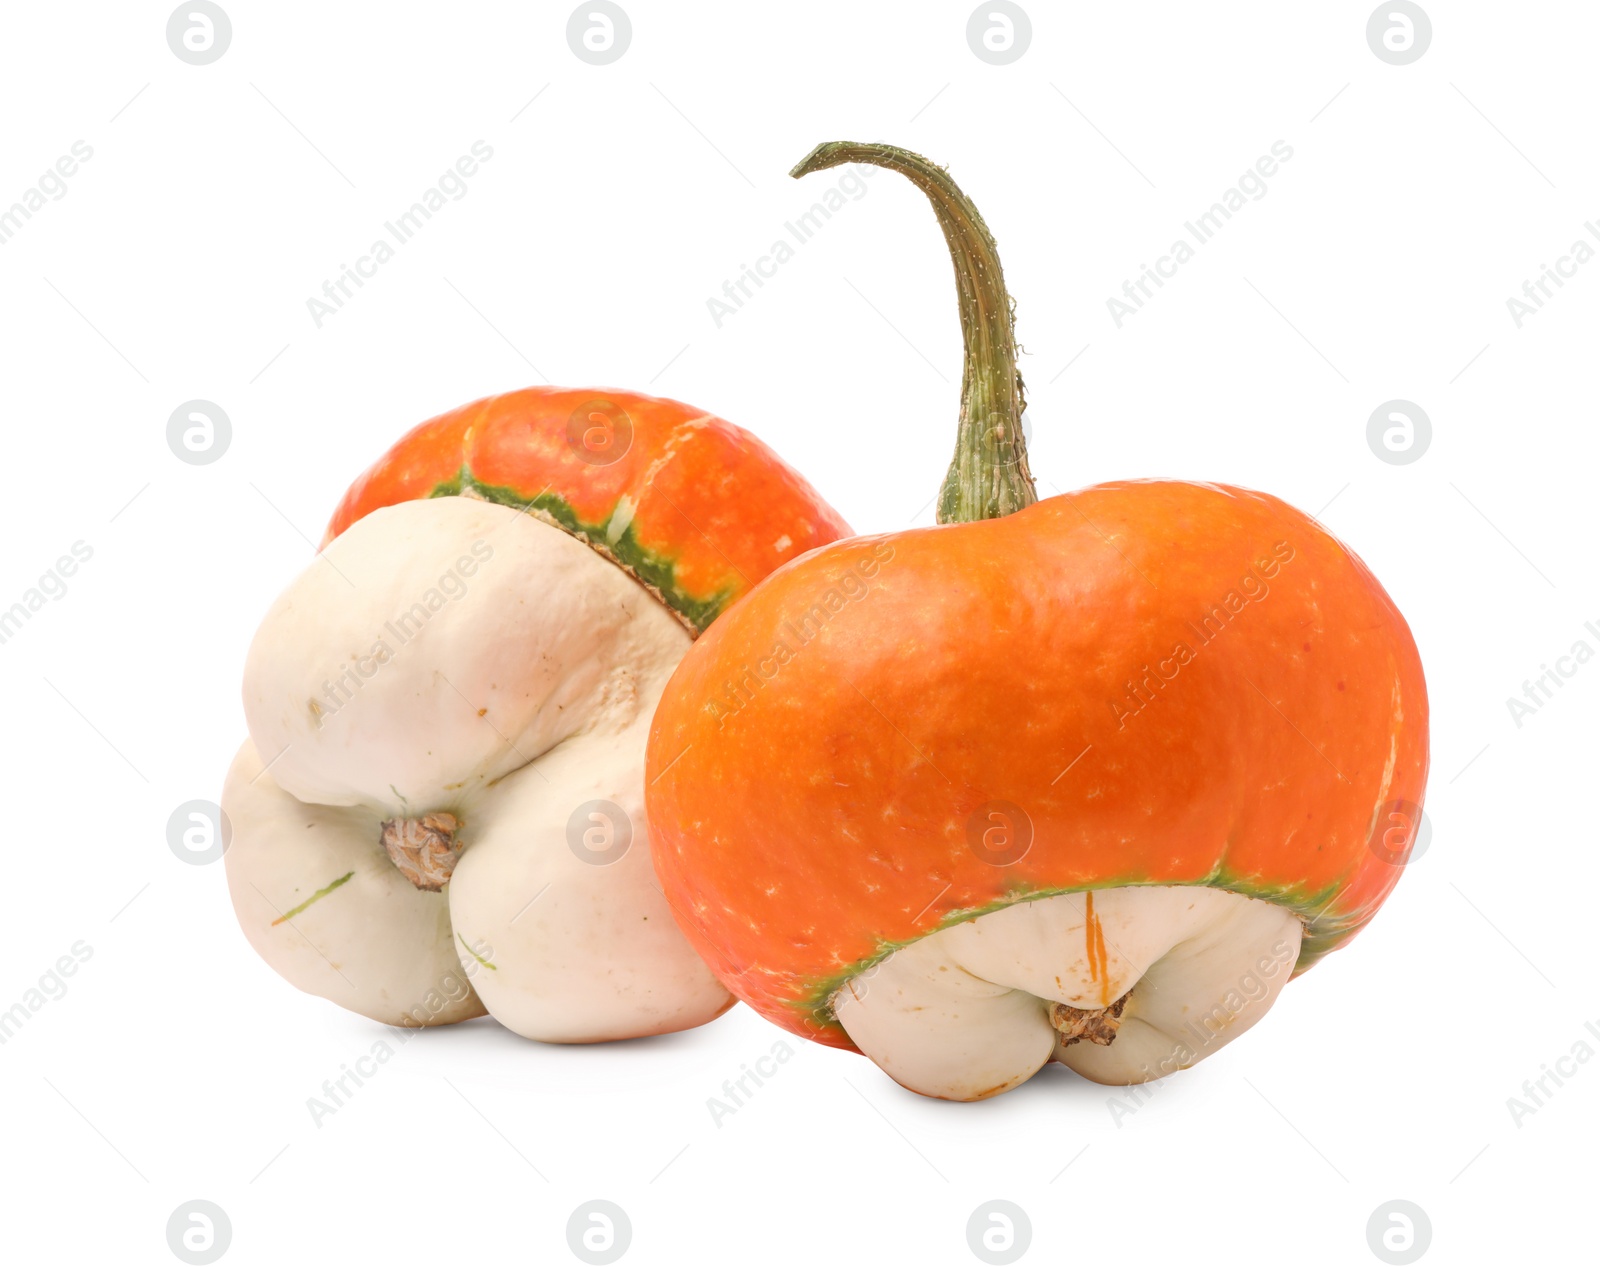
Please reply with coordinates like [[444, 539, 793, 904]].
[[324, 386, 852, 633]]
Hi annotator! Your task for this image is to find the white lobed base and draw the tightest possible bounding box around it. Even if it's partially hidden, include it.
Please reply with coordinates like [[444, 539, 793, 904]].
[[832, 886, 1304, 1100]]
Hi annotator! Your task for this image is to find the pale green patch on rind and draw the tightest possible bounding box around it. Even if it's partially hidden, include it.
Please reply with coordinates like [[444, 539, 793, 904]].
[[791, 869, 1363, 1036], [428, 465, 736, 634], [271, 870, 356, 927], [458, 932, 498, 971]]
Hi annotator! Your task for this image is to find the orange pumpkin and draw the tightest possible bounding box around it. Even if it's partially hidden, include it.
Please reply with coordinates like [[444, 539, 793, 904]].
[[222, 384, 851, 1045], [645, 144, 1429, 1098]]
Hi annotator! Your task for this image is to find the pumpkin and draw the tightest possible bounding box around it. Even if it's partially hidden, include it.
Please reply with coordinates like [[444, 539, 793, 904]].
[[645, 145, 1430, 1098], [223, 387, 850, 1041]]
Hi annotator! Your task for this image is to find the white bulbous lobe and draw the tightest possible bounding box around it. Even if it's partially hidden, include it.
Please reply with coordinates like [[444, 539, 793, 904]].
[[832, 886, 1303, 1100], [225, 497, 732, 1039]]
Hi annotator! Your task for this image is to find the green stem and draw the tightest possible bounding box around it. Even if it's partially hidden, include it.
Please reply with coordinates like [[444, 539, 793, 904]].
[[791, 141, 1037, 525]]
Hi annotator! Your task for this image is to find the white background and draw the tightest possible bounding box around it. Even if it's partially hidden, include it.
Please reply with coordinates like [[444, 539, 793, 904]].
[[1, 2, 1594, 1263]]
